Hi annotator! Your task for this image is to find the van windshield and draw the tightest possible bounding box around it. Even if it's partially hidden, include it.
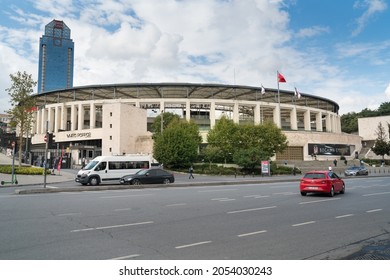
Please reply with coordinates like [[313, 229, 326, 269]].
[[84, 161, 99, 170]]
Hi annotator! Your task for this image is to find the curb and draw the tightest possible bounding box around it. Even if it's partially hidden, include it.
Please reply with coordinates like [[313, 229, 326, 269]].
[[14, 177, 301, 195]]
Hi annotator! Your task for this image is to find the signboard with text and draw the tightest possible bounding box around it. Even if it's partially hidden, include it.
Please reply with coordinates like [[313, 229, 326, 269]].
[[261, 161, 270, 176]]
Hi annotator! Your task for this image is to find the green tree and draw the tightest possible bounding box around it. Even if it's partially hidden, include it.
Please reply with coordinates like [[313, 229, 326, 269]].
[[341, 112, 359, 134], [151, 112, 180, 135], [200, 145, 224, 168], [207, 116, 238, 163], [371, 122, 390, 160], [153, 119, 201, 168], [5, 71, 37, 166], [232, 121, 288, 169], [233, 146, 270, 173]]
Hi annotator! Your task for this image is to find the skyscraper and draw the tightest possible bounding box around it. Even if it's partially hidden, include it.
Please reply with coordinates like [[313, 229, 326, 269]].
[[38, 20, 74, 93]]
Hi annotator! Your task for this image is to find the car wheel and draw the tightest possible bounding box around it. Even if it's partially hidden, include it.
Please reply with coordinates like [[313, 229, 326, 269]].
[[340, 184, 345, 194], [329, 186, 335, 197], [300, 192, 307, 196], [163, 178, 171, 184], [132, 179, 141, 185], [89, 177, 99, 186]]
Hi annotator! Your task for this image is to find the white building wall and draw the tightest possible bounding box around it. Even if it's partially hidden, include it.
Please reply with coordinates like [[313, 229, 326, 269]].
[[358, 116, 390, 140]]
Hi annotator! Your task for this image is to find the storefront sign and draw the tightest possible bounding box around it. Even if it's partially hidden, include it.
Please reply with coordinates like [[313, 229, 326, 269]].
[[308, 144, 351, 156], [66, 132, 92, 139]]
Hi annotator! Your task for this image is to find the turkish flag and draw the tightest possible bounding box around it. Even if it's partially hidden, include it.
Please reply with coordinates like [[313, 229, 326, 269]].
[[278, 72, 286, 83]]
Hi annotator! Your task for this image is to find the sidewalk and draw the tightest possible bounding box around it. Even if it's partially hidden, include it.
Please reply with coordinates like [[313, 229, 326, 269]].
[[0, 152, 75, 187]]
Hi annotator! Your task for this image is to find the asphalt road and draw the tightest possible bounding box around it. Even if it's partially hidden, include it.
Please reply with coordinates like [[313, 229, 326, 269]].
[[0, 176, 389, 260]]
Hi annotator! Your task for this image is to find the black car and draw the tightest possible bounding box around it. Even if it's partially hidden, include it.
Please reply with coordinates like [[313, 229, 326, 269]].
[[119, 168, 175, 185], [344, 166, 368, 176]]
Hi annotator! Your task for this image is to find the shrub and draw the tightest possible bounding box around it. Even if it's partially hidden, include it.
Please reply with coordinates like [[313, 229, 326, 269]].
[[0, 165, 50, 175]]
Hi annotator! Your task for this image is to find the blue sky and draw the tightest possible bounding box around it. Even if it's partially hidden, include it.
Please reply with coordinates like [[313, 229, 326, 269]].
[[0, 0, 389, 115]]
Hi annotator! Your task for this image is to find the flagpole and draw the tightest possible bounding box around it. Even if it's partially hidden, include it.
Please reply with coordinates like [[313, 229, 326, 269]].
[[277, 71, 281, 128]]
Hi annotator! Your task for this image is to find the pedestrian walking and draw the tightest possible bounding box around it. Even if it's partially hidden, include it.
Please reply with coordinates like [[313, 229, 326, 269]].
[[188, 166, 194, 179], [333, 159, 337, 167]]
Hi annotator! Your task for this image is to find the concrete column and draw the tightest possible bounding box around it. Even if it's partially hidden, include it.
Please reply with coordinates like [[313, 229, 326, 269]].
[[290, 107, 297, 130], [78, 103, 84, 130], [273, 106, 281, 128], [54, 106, 59, 132], [60, 104, 66, 130], [304, 109, 311, 131], [316, 111, 323, 132], [233, 102, 239, 124], [48, 107, 55, 132], [36, 109, 41, 134], [254, 104, 260, 125], [41, 108, 47, 134], [71, 104, 77, 131], [326, 114, 332, 132], [90, 102, 96, 129], [210, 101, 216, 128], [186, 100, 191, 121]]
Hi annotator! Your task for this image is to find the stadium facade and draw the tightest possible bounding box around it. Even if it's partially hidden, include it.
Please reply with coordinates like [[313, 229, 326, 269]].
[[29, 83, 362, 166]]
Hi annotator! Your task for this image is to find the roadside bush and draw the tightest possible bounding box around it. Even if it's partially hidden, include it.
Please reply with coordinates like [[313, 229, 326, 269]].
[[0, 165, 50, 175]]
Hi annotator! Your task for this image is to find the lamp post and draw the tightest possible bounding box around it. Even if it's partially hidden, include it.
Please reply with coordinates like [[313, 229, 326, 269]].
[[161, 110, 164, 133]]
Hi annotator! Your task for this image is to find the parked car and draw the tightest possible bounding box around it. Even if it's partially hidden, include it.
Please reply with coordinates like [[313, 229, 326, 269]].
[[344, 166, 368, 176], [119, 168, 174, 185], [300, 171, 345, 197]]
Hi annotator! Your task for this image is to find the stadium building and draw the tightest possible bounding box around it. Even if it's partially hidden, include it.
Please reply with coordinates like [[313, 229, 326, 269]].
[[29, 83, 362, 167]]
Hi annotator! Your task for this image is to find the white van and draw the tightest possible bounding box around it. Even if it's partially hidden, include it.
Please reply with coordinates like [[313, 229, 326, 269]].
[[75, 155, 153, 186]]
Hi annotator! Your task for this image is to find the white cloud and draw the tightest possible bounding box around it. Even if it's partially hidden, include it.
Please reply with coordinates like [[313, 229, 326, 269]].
[[352, 0, 387, 36], [385, 83, 390, 99], [0, 0, 388, 117], [295, 26, 330, 38]]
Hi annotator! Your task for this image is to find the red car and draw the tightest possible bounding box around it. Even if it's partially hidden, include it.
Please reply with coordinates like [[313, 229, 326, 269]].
[[300, 171, 345, 197]]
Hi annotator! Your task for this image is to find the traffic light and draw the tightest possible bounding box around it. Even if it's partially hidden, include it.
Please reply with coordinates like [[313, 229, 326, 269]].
[[48, 133, 56, 148]]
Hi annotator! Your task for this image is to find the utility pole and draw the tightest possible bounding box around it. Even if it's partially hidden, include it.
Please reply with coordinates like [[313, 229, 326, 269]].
[[161, 110, 164, 133], [43, 121, 48, 188]]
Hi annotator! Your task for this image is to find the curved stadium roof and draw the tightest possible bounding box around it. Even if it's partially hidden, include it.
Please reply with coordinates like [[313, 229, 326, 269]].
[[32, 82, 339, 114]]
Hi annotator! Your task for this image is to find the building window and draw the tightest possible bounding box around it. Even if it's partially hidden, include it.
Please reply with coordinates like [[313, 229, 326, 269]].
[[110, 112, 112, 117], [110, 136, 112, 140], [110, 124, 112, 128], [109, 147, 112, 152]]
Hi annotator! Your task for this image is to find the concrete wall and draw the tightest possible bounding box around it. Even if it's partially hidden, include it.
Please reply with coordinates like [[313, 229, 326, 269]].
[[358, 116, 390, 140]]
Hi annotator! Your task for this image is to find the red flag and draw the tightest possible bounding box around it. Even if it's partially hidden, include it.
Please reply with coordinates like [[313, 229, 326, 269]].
[[278, 72, 286, 83]]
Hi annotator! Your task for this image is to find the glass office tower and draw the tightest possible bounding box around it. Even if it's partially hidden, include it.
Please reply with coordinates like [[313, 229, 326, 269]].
[[38, 20, 74, 93]]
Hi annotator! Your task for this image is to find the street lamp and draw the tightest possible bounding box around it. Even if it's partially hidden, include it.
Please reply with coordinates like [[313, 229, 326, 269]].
[[161, 110, 164, 133]]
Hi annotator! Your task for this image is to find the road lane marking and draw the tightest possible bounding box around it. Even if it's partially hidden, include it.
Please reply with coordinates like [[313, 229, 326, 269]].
[[175, 241, 212, 249], [238, 230, 267, 237], [227, 206, 276, 214], [292, 221, 316, 227], [335, 214, 354, 219], [299, 198, 341, 205], [244, 195, 270, 198], [71, 221, 154, 233], [166, 203, 187, 207], [273, 192, 295, 195], [366, 209, 383, 213], [57, 212, 81, 216], [114, 208, 132, 211], [198, 189, 238, 193], [363, 191, 390, 197], [100, 194, 153, 199], [212, 198, 236, 202], [110, 254, 140, 260]]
